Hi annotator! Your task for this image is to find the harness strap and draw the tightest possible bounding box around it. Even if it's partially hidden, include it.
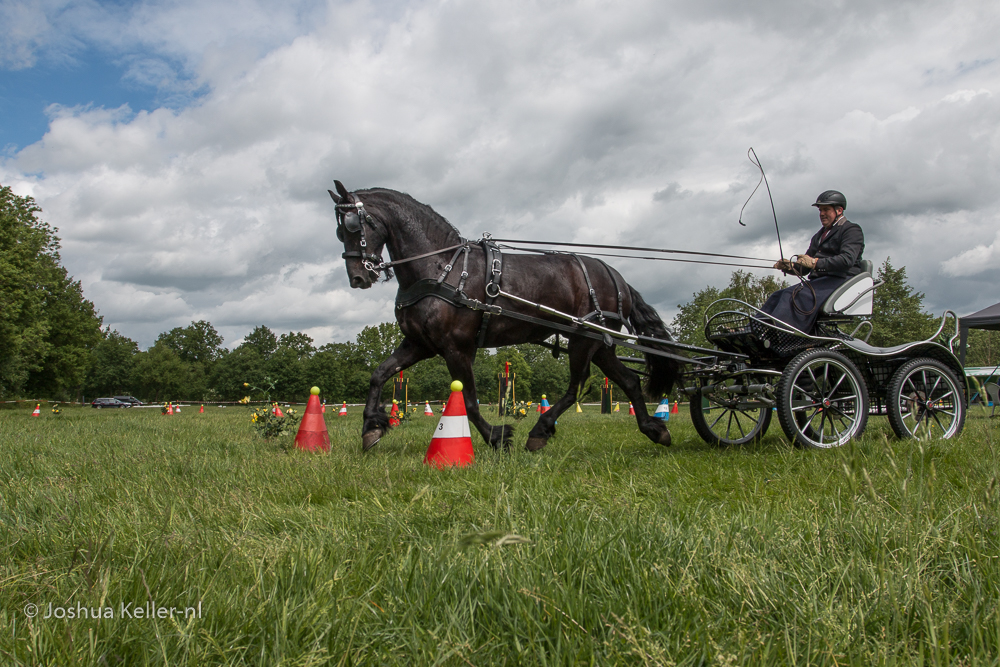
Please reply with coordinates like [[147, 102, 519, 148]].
[[393, 278, 706, 366], [572, 254, 605, 326], [476, 240, 503, 348], [437, 245, 467, 284], [599, 259, 631, 334]]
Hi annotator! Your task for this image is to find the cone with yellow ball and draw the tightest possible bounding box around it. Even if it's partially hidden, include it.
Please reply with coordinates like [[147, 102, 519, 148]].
[[424, 380, 474, 468], [294, 386, 330, 453], [389, 399, 401, 427]]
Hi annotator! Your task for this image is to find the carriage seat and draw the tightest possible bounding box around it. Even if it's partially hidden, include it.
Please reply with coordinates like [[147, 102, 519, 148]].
[[820, 259, 875, 317]]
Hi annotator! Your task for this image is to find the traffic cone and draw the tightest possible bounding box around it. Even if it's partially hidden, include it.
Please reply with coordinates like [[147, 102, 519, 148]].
[[576, 402, 583, 413], [31, 403, 40, 417], [272, 403, 284, 417], [654, 398, 670, 420], [628, 402, 635, 416], [389, 400, 400, 427], [671, 400, 679, 414], [613, 402, 620, 413], [424, 380, 474, 468], [424, 401, 434, 416], [536, 401, 542, 412], [294, 387, 330, 453], [321, 402, 326, 414], [167, 403, 174, 415], [199, 404, 204, 413], [540, 395, 550, 414], [338, 402, 348, 416], [175, 404, 181, 413]]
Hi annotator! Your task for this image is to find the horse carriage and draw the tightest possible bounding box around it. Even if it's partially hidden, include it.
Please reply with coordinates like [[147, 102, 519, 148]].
[[328, 181, 967, 452], [679, 261, 966, 448]]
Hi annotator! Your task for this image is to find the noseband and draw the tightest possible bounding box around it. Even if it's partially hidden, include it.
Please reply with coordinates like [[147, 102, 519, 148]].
[[335, 200, 388, 276]]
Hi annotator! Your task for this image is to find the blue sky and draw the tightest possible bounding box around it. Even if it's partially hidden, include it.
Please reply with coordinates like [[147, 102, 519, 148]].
[[2, 0, 1000, 348], [1, 56, 160, 152]]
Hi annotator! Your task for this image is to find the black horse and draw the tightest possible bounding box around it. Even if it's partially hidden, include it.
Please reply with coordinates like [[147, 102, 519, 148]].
[[329, 180, 681, 452]]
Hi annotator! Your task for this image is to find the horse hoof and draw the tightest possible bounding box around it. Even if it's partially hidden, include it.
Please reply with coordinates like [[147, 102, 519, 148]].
[[362, 429, 383, 452], [525, 437, 548, 452], [658, 429, 672, 447]]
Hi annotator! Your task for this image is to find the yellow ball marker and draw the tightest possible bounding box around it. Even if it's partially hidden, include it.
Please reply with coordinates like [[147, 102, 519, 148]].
[[310, 386, 320, 395], [451, 380, 464, 392]]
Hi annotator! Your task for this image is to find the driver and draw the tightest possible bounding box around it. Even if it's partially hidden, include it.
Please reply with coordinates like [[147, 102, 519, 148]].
[[760, 190, 865, 333]]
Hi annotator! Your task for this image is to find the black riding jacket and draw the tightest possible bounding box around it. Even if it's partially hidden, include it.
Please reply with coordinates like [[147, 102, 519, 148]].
[[804, 219, 865, 278]]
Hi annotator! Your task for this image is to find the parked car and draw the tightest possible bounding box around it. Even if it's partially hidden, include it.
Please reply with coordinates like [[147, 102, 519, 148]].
[[91, 398, 130, 409], [113, 395, 143, 406]]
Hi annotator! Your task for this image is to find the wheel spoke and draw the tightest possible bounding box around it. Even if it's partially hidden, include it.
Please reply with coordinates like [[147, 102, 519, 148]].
[[792, 383, 820, 402], [732, 411, 747, 438], [725, 411, 734, 439], [826, 370, 847, 398], [709, 410, 727, 430]]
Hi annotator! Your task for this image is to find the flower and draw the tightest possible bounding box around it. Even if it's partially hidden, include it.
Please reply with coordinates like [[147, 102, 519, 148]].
[[243, 382, 249, 387]]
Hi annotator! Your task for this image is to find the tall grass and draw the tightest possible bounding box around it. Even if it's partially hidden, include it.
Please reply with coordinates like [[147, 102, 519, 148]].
[[1, 403, 998, 665]]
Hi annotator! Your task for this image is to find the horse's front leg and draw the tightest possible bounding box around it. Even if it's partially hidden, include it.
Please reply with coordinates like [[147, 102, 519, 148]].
[[440, 348, 514, 450], [362, 337, 435, 451]]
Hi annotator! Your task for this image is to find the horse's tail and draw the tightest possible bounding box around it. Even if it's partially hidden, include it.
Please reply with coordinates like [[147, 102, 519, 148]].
[[626, 284, 681, 398]]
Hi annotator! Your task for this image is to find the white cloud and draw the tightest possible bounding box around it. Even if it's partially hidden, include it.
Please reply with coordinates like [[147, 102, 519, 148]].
[[4, 0, 1000, 346]]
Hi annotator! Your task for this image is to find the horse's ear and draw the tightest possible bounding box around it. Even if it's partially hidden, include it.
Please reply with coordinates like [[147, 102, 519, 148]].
[[328, 189, 341, 204], [334, 180, 350, 200]]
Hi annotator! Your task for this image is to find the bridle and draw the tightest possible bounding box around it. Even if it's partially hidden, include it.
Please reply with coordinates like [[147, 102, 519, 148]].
[[335, 199, 389, 277], [335, 196, 468, 279]]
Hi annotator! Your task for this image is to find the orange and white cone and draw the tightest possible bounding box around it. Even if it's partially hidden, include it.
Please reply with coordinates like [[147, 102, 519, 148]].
[[321, 402, 326, 414], [424, 380, 474, 468], [628, 402, 635, 416], [424, 401, 434, 416], [273, 403, 284, 417], [389, 400, 400, 427], [167, 403, 174, 415], [294, 387, 330, 453], [338, 402, 348, 417], [671, 400, 679, 414], [31, 403, 41, 417], [199, 404, 205, 413], [175, 404, 181, 413]]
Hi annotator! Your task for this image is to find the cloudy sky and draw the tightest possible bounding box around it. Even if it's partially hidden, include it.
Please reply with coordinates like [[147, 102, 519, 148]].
[[2, 0, 999, 349]]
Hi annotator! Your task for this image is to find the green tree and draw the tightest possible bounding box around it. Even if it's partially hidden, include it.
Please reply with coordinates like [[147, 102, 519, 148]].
[[240, 325, 278, 359], [157, 321, 224, 364], [0, 185, 103, 399], [209, 347, 267, 401], [131, 342, 195, 402], [869, 258, 937, 347], [965, 329, 1000, 368], [85, 328, 139, 398], [267, 333, 315, 400], [355, 322, 403, 370]]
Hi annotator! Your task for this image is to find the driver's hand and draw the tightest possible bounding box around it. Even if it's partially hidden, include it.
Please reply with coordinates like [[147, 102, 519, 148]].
[[774, 259, 793, 271], [798, 255, 817, 269]]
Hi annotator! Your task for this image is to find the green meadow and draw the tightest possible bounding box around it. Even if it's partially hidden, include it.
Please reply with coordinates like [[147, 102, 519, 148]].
[[1, 402, 998, 666]]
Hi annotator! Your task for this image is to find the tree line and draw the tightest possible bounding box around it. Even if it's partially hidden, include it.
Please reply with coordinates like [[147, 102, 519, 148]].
[[6, 183, 997, 403]]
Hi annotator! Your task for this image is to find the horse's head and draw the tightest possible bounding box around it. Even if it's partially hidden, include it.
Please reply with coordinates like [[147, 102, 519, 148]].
[[329, 180, 390, 289]]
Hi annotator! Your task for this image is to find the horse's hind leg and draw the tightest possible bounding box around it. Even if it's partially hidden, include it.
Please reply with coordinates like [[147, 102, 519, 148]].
[[362, 337, 434, 451], [440, 347, 514, 450], [526, 339, 600, 452], [591, 346, 671, 447]]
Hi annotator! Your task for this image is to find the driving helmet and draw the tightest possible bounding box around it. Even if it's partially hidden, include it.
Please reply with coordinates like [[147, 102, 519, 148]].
[[811, 190, 847, 210]]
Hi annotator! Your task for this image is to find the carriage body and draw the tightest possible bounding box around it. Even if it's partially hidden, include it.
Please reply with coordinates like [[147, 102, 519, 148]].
[[682, 289, 967, 448]]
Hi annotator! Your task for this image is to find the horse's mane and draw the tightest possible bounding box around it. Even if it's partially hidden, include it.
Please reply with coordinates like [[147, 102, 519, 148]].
[[356, 188, 463, 246]]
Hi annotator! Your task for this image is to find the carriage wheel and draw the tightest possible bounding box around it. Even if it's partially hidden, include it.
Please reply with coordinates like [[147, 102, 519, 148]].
[[777, 349, 869, 449], [887, 358, 965, 440], [689, 378, 773, 447]]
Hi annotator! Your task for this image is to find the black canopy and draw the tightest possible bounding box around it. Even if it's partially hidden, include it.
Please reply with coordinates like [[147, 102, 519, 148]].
[[959, 301, 1000, 364]]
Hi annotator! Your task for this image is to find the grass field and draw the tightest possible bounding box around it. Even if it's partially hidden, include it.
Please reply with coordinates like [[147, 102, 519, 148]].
[[1, 401, 998, 666]]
